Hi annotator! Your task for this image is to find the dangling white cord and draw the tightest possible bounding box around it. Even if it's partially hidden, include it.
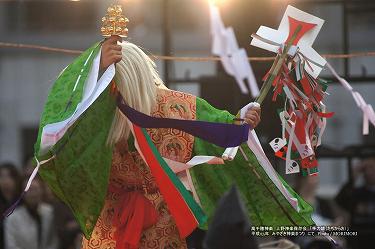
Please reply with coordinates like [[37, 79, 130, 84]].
[[3, 155, 56, 217], [24, 155, 55, 191]]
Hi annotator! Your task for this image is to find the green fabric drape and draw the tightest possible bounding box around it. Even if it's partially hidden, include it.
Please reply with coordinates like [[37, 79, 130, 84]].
[[34, 44, 116, 238], [191, 97, 315, 229]]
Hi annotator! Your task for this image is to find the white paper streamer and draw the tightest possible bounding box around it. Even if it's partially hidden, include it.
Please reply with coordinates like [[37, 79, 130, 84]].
[[280, 111, 314, 159], [284, 116, 300, 174], [245, 130, 300, 211], [326, 62, 375, 135], [209, 3, 259, 97]]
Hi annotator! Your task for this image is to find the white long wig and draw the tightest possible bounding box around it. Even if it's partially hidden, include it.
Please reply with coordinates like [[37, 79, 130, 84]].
[[107, 42, 165, 146]]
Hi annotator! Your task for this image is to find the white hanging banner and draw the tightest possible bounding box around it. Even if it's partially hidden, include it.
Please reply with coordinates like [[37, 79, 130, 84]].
[[209, 3, 259, 97], [326, 62, 375, 135]]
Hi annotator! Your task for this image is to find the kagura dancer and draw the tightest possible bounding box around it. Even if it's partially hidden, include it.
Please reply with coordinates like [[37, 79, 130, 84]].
[[29, 5, 314, 249]]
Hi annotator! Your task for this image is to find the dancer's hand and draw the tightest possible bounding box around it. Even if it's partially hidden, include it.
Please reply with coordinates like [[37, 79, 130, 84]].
[[244, 106, 261, 128], [100, 35, 123, 71]]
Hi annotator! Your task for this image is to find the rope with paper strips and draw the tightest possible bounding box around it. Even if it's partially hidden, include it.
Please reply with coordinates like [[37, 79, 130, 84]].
[[209, 2, 259, 97], [251, 5, 334, 176]]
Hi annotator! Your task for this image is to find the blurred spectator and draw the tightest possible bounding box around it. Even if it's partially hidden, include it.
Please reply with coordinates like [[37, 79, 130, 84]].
[[296, 175, 341, 226], [52, 200, 82, 249], [304, 239, 334, 249], [335, 157, 375, 249], [22, 158, 35, 178], [294, 175, 343, 249], [4, 176, 58, 249], [22, 158, 82, 249], [0, 163, 21, 249]]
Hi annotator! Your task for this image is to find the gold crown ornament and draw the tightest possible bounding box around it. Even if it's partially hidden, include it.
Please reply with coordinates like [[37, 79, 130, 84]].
[[101, 5, 129, 38]]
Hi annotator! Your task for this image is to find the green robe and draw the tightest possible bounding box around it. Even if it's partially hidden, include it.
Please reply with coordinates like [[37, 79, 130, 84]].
[[34, 44, 314, 239], [192, 97, 314, 228]]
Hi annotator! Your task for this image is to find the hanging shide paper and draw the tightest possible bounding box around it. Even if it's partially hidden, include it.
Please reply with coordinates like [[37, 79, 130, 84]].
[[251, 5, 332, 176]]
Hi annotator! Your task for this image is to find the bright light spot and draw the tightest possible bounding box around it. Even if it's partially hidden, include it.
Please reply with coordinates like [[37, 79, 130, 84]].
[[208, 0, 228, 5]]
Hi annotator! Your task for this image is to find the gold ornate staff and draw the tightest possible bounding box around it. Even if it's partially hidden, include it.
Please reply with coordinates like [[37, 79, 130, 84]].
[[101, 4, 129, 37]]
